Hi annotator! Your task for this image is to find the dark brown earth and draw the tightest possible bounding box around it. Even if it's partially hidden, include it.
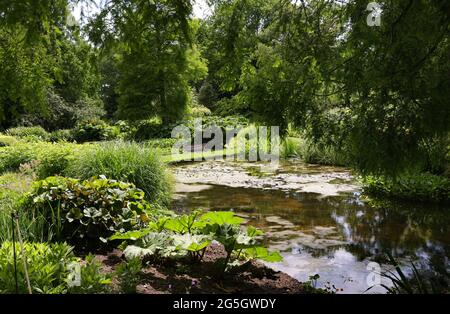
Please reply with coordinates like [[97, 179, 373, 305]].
[[95, 244, 310, 294]]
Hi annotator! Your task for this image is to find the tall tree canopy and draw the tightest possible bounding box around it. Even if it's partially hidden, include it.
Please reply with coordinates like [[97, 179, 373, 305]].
[[198, 0, 450, 175], [88, 0, 207, 122]]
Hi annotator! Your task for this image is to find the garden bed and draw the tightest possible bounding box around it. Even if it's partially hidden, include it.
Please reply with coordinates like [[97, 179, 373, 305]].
[[96, 244, 308, 294]]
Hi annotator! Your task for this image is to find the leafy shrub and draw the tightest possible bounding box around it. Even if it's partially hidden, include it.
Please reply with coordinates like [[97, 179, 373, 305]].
[[73, 119, 120, 143], [144, 138, 178, 155], [72, 98, 106, 124], [186, 104, 212, 118], [0, 135, 18, 147], [0, 142, 39, 174], [6, 126, 49, 141], [127, 115, 248, 142], [27, 176, 153, 250], [65, 141, 173, 207], [115, 257, 142, 294], [68, 254, 111, 294], [37, 143, 91, 179], [363, 173, 450, 203], [17, 91, 106, 132], [113, 211, 282, 275], [49, 129, 74, 142], [420, 136, 450, 175], [0, 141, 87, 177], [127, 119, 169, 141], [0, 242, 76, 294], [0, 172, 55, 243]]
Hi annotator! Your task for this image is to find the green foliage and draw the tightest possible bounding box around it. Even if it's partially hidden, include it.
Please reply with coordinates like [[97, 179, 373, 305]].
[[363, 174, 450, 203], [297, 138, 349, 167], [145, 139, 178, 155], [49, 129, 74, 143], [66, 141, 172, 207], [6, 126, 49, 141], [0, 142, 40, 174], [0, 135, 18, 147], [88, 0, 200, 123], [200, 0, 450, 177], [113, 211, 282, 273], [68, 254, 112, 294], [0, 141, 86, 177], [0, 27, 52, 129], [73, 120, 119, 143], [0, 242, 76, 294], [372, 253, 449, 294], [115, 257, 142, 294], [27, 176, 153, 250], [281, 137, 301, 158]]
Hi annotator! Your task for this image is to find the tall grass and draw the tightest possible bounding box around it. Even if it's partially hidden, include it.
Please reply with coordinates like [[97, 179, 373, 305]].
[[0, 173, 51, 243], [65, 141, 173, 207], [376, 253, 449, 294], [281, 137, 301, 158]]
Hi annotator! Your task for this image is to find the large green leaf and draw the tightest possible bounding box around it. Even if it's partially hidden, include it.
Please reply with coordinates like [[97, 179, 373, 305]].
[[199, 211, 244, 226], [245, 247, 283, 263], [172, 234, 211, 252]]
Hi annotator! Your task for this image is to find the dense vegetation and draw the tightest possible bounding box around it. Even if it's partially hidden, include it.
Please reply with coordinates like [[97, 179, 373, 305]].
[[0, 0, 448, 294]]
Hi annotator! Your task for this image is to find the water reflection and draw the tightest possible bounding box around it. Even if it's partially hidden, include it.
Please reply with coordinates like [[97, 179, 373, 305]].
[[172, 162, 450, 293]]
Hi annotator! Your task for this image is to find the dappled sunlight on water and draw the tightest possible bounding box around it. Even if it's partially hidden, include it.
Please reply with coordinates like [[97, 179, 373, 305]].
[[172, 160, 450, 293]]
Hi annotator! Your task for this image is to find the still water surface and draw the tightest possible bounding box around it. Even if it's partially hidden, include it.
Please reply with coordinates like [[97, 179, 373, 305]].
[[172, 160, 450, 293]]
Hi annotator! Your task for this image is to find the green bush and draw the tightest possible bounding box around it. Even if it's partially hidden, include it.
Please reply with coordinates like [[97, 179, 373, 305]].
[[27, 176, 153, 250], [66, 141, 173, 207], [0, 142, 38, 174], [297, 138, 349, 166], [0, 141, 88, 177], [144, 138, 178, 155], [363, 173, 450, 203], [114, 211, 282, 275], [0, 135, 19, 147], [35, 143, 87, 179], [68, 254, 112, 294], [127, 115, 249, 142], [6, 126, 49, 141], [127, 119, 169, 141], [49, 129, 74, 142], [115, 257, 142, 294], [0, 242, 112, 294], [73, 119, 120, 143], [0, 242, 76, 294]]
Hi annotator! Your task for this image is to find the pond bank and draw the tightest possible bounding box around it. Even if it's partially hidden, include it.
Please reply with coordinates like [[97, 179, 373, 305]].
[[96, 243, 316, 294]]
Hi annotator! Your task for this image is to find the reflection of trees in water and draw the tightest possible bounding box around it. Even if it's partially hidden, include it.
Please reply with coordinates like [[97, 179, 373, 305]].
[[175, 184, 450, 275], [328, 195, 450, 265]]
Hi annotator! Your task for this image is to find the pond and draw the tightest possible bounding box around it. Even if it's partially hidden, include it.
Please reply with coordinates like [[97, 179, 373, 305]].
[[171, 160, 450, 294]]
